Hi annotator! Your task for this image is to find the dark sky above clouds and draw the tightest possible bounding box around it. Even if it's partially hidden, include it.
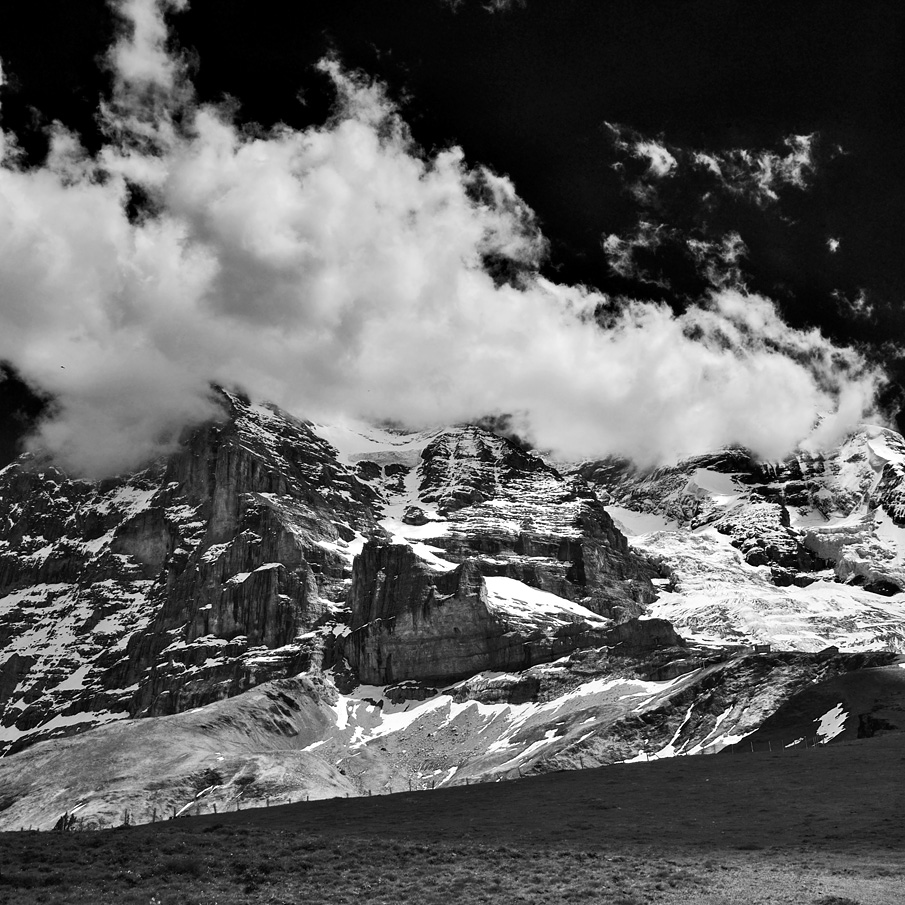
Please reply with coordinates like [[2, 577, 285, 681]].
[[0, 0, 902, 470]]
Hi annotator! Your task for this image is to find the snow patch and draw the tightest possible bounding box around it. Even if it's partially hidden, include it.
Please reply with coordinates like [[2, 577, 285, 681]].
[[691, 468, 741, 497], [310, 420, 437, 469], [604, 506, 678, 536], [484, 576, 609, 627], [815, 702, 847, 743], [404, 541, 457, 572]]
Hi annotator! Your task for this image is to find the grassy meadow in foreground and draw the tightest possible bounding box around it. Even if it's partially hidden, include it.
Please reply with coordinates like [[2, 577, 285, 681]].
[[1, 734, 903, 904]]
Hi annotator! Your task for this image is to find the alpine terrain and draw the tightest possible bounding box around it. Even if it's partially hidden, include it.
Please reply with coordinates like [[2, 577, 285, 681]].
[[1, 390, 904, 830]]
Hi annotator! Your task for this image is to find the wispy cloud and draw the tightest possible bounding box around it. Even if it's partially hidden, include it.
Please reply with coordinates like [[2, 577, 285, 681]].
[[0, 0, 882, 476], [603, 125, 829, 291], [603, 221, 674, 287], [686, 232, 748, 290], [107, 0, 187, 93], [606, 123, 678, 179], [607, 123, 819, 207], [442, 0, 526, 12], [703, 133, 817, 206], [833, 288, 873, 320]]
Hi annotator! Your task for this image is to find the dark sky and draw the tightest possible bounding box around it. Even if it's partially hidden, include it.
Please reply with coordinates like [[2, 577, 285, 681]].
[[1, 0, 904, 457]]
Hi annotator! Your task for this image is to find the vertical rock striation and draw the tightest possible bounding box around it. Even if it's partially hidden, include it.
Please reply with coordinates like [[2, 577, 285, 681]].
[[0, 392, 378, 750]]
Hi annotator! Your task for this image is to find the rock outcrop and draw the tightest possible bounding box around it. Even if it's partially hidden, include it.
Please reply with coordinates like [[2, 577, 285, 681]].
[[342, 538, 615, 684], [419, 427, 658, 619], [579, 427, 905, 591], [333, 426, 663, 685], [603, 617, 684, 653]]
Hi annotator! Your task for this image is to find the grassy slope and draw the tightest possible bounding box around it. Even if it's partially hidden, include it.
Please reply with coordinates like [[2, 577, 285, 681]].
[[5, 654, 903, 834], [1, 733, 903, 904]]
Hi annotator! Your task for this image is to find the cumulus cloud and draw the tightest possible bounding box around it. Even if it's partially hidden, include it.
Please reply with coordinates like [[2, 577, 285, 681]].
[[0, 0, 884, 476], [544, 286, 881, 463]]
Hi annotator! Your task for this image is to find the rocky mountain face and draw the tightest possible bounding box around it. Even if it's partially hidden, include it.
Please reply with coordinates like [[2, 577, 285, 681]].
[[2, 396, 905, 829], [0, 394, 659, 755], [0, 392, 380, 754], [581, 428, 905, 584], [578, 426, 905, 651], [342, 426, 658, 685]]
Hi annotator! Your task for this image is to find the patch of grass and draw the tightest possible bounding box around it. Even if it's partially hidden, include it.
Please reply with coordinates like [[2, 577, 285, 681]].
[[2, 735, 905, 905], [0, 828, 714, 905], [161, 854, 203, 877]]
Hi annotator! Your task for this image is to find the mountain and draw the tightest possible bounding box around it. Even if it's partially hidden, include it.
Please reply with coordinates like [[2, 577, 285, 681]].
[[579, 427, 905, 650], [1, 391, 904, 830]]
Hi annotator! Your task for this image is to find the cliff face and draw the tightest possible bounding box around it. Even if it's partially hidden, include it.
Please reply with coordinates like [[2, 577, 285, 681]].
[[416, 427, 658, 619], [343, 538, 626, 684], [0, 392, 378, 751], [345, 542, 498, 684], [0, 402, 666, 752], [337, 425, 661, 685]]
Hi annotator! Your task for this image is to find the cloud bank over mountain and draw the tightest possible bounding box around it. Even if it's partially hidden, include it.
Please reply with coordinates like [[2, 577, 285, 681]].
[[0, 0, 884, 477]]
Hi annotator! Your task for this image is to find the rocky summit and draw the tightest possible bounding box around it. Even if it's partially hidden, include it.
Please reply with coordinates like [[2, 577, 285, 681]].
[[1, 393, 905, 829]]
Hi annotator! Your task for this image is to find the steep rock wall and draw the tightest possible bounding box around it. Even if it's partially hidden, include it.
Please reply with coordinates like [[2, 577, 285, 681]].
[[343, 538, 614, 684], [418, 427, 658, 620], [0, 392, 378, 749]]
